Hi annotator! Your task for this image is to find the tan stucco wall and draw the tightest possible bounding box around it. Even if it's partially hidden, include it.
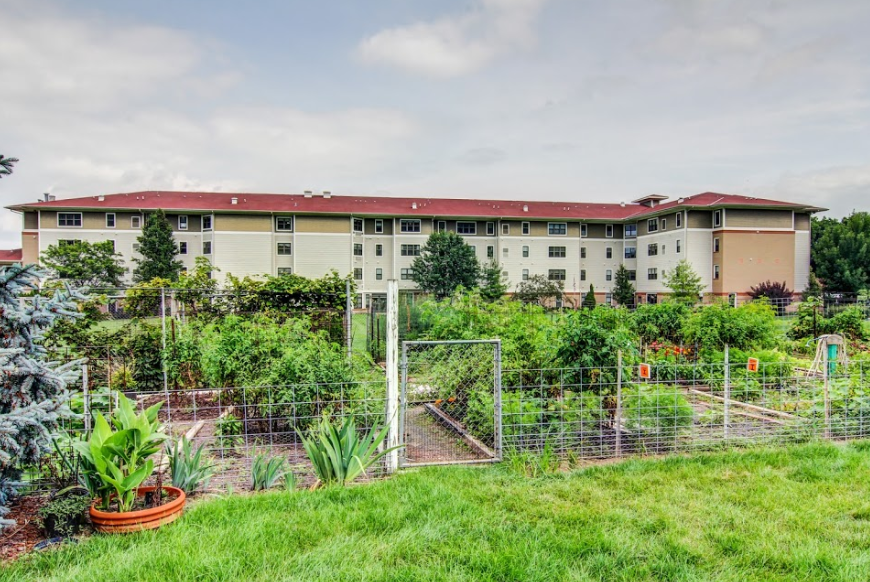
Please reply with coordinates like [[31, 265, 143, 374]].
[[22, 233, 39, 264], [713, 231, 796, 294]]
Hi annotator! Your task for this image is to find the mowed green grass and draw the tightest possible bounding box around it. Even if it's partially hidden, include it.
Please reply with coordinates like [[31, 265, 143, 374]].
[[5, 442, 870, 582]]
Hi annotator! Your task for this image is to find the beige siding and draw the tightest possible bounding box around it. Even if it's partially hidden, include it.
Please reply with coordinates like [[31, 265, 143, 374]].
[[24, 212, 38, 230], [212, 232, 273, 278], [22, 233, 39, 264], [726, 209, 793, 228], [687, 211, 712, 229], [296, 216, 351, 234], [215, 214, 271, 232], [794, 213, 811, 231], [794, 232, 811, 291]]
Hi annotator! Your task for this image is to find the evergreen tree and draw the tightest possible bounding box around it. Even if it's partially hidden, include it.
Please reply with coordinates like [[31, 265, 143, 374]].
[[612, 264, 636, 307], [411, 232, 480, 299], [42, 240, 126, 288], [479, 259, 509, 302], [582, 285, 597, 309], [133, 209, 183, 283], [1, 265, 83, 527], [664, 260, 704, 304], [513, 275, 563, 308]]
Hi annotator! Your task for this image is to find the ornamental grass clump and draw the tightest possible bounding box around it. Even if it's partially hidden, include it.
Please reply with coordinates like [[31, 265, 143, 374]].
[[251, 454, 287, 491], [297, 415, 401, 487], [167, 436, 215, 494]]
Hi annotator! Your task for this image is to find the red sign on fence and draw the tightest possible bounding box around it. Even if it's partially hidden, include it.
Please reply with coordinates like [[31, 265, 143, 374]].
[[747, 357, 759, 372], [639, 363, 651, 379]]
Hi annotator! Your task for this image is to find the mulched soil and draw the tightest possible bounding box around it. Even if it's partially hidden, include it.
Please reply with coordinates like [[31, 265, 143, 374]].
[[0, 494, 51, 563]]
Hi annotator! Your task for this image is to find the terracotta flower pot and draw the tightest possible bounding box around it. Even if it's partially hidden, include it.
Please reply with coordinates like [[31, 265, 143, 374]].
[[90, 486, 186, 534]]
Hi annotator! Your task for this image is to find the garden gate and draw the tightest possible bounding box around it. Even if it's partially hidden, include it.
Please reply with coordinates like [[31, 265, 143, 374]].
[[399, 340, 502, 467]]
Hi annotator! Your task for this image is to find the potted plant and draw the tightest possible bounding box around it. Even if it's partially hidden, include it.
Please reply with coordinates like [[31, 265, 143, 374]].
[[73, 394, 186, 533]]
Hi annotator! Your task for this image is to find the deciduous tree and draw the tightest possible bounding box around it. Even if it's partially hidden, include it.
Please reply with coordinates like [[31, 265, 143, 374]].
[[42, 240, 126, 288], [410, 232, 480, 299]]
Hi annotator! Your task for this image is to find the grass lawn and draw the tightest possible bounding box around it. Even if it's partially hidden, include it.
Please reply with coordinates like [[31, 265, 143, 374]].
[[5, 441, 870, 581]]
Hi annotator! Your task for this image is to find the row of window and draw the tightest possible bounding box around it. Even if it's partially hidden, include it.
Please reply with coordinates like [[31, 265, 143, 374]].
[[647, 240, 683, 256]]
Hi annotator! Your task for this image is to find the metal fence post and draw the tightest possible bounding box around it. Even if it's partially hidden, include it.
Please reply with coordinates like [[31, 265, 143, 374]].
[[160, 287, 171, 424], [346, 279, 353, 362], [82, 363, 91, 436], [384, 280, 400, 473], [823, 340, 831, 439], [494, 340, 503, 461], [724, 344, 730, 440], [615, 350, 623, 457]]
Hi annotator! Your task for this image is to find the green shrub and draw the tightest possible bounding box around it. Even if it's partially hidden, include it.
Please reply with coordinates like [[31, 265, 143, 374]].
[[683, 301, 778, 355], [622, 384, 694, 434], [38, 491, 91, 538]]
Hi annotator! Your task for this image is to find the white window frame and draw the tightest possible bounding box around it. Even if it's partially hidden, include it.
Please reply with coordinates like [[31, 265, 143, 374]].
[[661, 218, 667, 231], [179, 241, 188, 255], [625, 247, 636, 259], [202, 215, 213, 231], [714, 237, 720, 253], [502, 247, 508, 258], [178, 215, 188, 231], [714, 265, 720, 280], [581, 247, 587, 259], [548, 269, 567, 281], [522, 245, 529, 258], [647, 218, 658, 233], [605, 224, 614, 238], [131, 215, 142, 229], [580, 224, 588, 238], [375, 219, 384, 234], [648, 268, 658, 280], [400, 244, 421, 257], [487, 246, 494, 259], [522, 222, 530, 235], [275, 216, 293, 232], [676, 239, 682, 253], [501, 223, 510, 236], [57, 212, 83, 227], [548, 222, 568, 236], [203, 241, 212, 255], [353, 243, 363, 256], [436, 220, 446, 232], [548, 246, 566, 258], [625, 224, 637, 238], [278, 267, 293, 276], [486, 222, 496, 236], [714, 210, 722, 228], [580, 269, 586, 281], [400, 219, 421, 233], [353, 218, 364, 233], [354, 267, 363, 280], [456, 221, 477, 235], [522, 269, 529, 281], [277, 242, 292, 256], [400, 268, 413, 280], [606, 247, 612, 259], [375, 244, 383, 257], [606, 269, 612, 282], [106, 213, 116, 229], [376, 268, 383, 280], [676, 212, 682, 228]]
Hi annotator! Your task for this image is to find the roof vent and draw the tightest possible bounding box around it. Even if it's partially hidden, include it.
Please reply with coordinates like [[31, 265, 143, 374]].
[[303, 190, 313, 198], [322, 190, 332, 198], [411, 202, 418, 210], [620, 201, 626, 207], [43, 193, 51, 202], [523, 205, 528, 212], [231, 197, 238, 205], [98, 195, 105, 202], [677, 198, 685, 203]]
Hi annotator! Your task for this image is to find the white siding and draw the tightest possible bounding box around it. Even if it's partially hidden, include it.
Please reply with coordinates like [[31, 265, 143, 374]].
[[794, 231, 811, 292]]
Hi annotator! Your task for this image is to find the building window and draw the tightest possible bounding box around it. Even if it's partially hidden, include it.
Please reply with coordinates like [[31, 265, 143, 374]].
[[400, 219, 421, 233], [179, 241, 188, 255], [628, 270, 636, 281], [375, 219, 384, 234], [437, 220, 446, 232], [606, 269, 612, 282], [469, 245, 476, 253], [376, 268, 383, 280], [548, 246, 566, 258], [278, 267, 292, 276], [502, 247, 508, 258], [106, 213, 116, 228], [522, 245, 529, 258], [354, 268, 363, 280], [487, 246, 494, 259], [605, 293, 613, 306], [580, 224, 588, 237], [486, 222, 496, 236], [647, 218, 658, 233], [178, 215, 188, 231], [548, 222, 567, 236], [501, 223, 510, 235], [58, 239, 81, 247], [400, 244, 421, 256], [353, 218, 363, 233], [277, 243, 292, 255], [606, 247, 613, 259], [581, 247, 587, 259], [275, 216, 293, 231], [605, 224, 614, 238], [457, 221, 477, 235], [648, 243, 658, 256], [202, 215, 213, 231], [676, 240, 682, 253], [625, 224, 637, 238], [400, 268, 413, 280], [548, 269, 566, 281], [676, 212, 682, 228], [376, 244, 383, 257], [522, 222, 530, 235], [648, 268, 658, 280], [57, 212, 82, 227], [625, 247, 636, 259], [580, 270, 586, 281], [354, 243, 363, 256], [714, 265, 720, 280], [522, 269, 529, 281], [661, 218, 667, 231], [714, 210, 722, 228], [203, 241, 212, 255], [713, 237, 720, 253], [662, 245, 666, 255]]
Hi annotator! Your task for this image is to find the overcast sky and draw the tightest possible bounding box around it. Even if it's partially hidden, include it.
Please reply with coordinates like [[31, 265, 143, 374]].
[[1, 0, 869, 248]]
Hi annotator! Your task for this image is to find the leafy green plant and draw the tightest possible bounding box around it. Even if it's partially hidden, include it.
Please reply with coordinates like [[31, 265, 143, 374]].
[[167, 436, 215, 494], [38, 491, 92, 538], [72, 394, 168, 512], [215, 413, 243, 448], [284, 471, 297, 492], [297, 416, 401, 487], [251, 454, 286, 491]]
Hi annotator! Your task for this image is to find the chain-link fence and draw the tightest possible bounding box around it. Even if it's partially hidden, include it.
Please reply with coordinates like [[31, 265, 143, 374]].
[[400, 341, 501, 466]]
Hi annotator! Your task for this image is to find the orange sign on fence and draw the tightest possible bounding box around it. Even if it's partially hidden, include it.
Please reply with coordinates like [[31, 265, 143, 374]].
[[639, 363, 651, 379], [747, 357, 760, 372]]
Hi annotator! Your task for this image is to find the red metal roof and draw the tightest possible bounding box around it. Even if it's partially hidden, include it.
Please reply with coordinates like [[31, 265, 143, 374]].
[[0, 249, 22, 262], [7, 190, 822, 221]]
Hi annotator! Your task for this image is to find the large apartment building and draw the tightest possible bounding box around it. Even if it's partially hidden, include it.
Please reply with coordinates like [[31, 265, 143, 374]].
[[7, 191, 823, 306]]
